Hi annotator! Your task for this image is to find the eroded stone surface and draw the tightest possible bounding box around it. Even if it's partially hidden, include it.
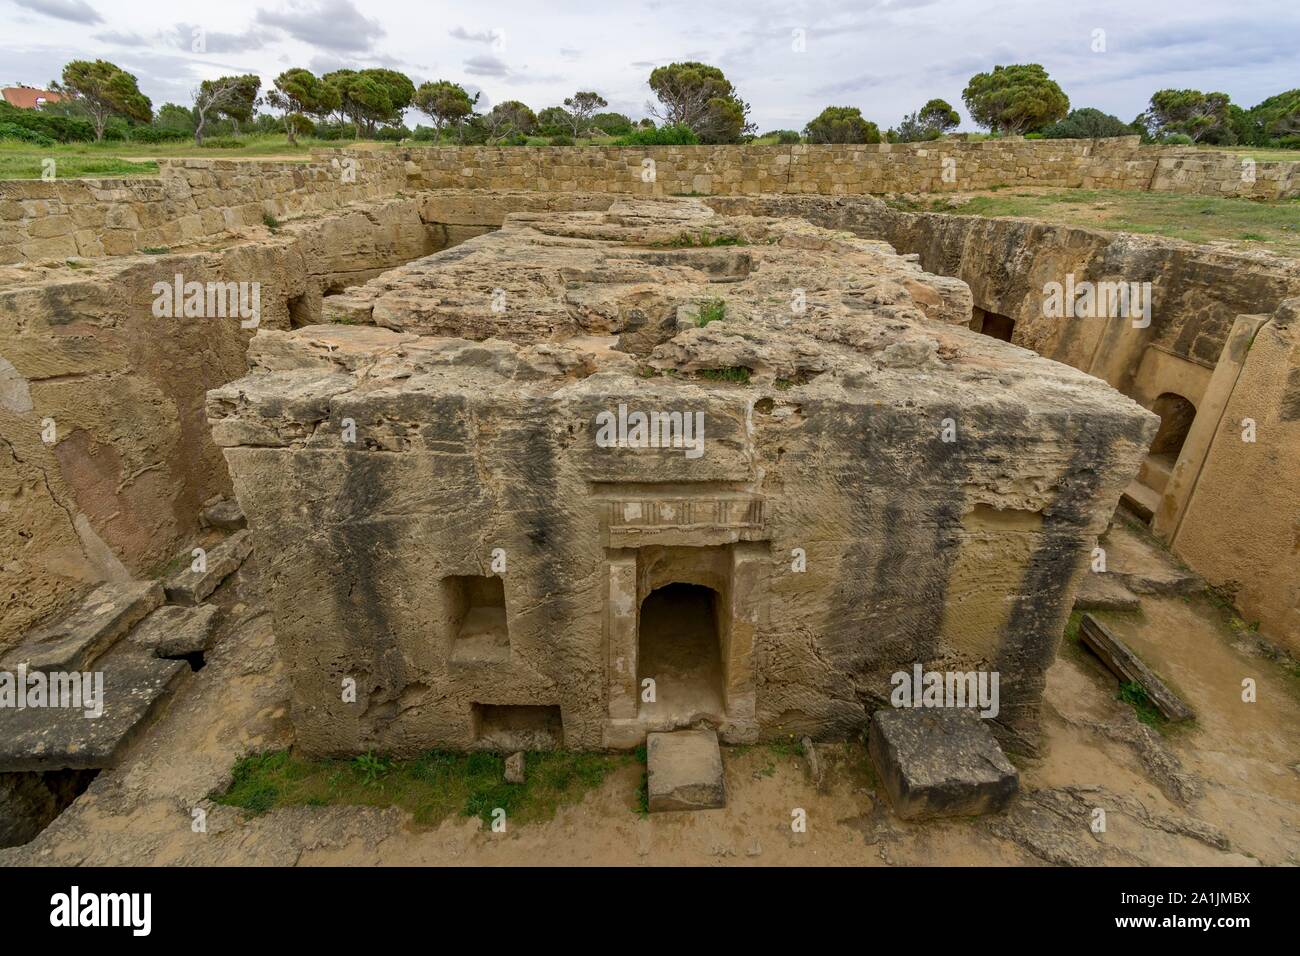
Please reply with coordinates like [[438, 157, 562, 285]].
[[128, 604, 222, 659], [164, 531, 252, 606], [207, 197, 1156, 756], [647, 729, 726, 812], [0, 581, 162, 672], [868, 708, 1019, 820]]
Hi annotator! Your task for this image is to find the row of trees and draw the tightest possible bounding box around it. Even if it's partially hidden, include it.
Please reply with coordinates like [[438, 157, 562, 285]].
[[26, 57, 1300, 150]]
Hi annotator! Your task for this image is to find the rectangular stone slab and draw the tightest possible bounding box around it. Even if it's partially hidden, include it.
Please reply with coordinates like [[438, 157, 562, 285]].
[[164, 530, 252, 605], [1078, 614, 1194, 722], [127, 604, 222, 658], [647, 729, 726, 812], [0, 643, 187, 772], [0, 581, 163, 672], [868, 708, 1019, 820]]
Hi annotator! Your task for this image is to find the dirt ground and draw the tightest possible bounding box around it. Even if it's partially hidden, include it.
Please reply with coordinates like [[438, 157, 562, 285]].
[[3, 542, 1297, 867]]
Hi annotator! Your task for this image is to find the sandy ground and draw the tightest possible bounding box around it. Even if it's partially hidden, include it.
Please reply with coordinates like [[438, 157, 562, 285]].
[[3, 538, 1297, 867]]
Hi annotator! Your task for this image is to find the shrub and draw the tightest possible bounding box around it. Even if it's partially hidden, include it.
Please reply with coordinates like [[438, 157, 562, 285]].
[[313, 122, 358, 140], [803, 106, 881, 144], [1024, 132, 1043, 139], [374, 125, 410, 142], [763, 129, 800, 144], [0, 102, 96, 142], [410, 125, 439, 142], [127, 125, 189, 143], [613, 124, 700, 146], [548, 134, 575, 146], [1040, 107, 1134, 139], [0, 122, 54, 146], [1161, 133, 1193, 145]]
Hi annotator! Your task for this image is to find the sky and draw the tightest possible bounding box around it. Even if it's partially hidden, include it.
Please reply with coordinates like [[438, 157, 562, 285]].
[[2, 0, 1297, 132]]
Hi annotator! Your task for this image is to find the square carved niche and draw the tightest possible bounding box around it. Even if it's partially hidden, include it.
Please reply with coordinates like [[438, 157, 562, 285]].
[[444, 575, 509, 664]]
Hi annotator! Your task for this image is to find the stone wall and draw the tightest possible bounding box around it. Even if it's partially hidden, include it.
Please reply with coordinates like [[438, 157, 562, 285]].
[[404, 138, 1298, 201], [3, 139, 1296, 264], [0, 153, 412, 265]]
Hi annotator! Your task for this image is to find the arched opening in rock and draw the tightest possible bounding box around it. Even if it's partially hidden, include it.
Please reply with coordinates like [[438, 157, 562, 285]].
[[637, 583, 724, 724], [1148, 392, 1197, 461]]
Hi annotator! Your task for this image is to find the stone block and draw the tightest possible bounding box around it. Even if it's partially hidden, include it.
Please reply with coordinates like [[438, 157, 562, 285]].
[[1, 581, 163, 672], [163, 530, 252, 605], [505, 751, 525, 784], [868, 708, 1019, 820], [127, 604, 222, 658], [647, 729, 726, 812]]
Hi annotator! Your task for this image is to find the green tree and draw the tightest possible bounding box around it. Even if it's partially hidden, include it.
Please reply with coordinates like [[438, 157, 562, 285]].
[[536, 106, 570, 136], [962, 64, 1069, 134], [155, 103, 195, 133], [803, 106, 881, 144], [323, 69, 414, 136], [1040, 107, 1133, 139], [647, 62, 752, 143], [481, 100, 536, 143], [1248, 89, 1300, 140], [51, 59, 152, 141], [192, 75, 260, 145], [1138, 89, 1233, 143], [561, 91, 608, 139], [412, 79, 479, 142], [592, 111, 634, 135], [918, 98, 960, 134], [264, 69, 340, 145]]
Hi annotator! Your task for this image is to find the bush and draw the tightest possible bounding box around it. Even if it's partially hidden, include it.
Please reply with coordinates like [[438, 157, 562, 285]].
[[410, 125, 439, 142], [0, 122, 55, 146], [198, 136, 245, 149], [374, 125, 411, 142], [548, 134, 575, 146], [803, 106, 881, 144], [0, 101, 95, 142], [1040, 107, 1134, 140], [762, 129, 800, 144], [313, 122, 358, 141], [613, 124, 700, 146], [128, 125, 190, 143], [1161, 133, 1193, 145]]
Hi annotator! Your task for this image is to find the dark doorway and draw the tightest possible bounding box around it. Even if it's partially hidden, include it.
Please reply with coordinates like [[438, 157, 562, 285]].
[[973, 306, 1016, 342], [1148, 392, 1197, 460], [637, 583, 724, 724]]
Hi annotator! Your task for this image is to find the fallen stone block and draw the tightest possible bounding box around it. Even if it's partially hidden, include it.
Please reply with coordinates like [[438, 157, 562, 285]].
[[1073, 573, 1140, 612], [0, 643, 188, 772], [647, 729, 726, 812], [199, 496, 246, 532], [868, 708, 1019, 820], [1078, 614, 1194, 722], [0, 581, 163, 672], [127, 604, 222, 659], [504, 751, 525, 784], [164, 530, 252, 605]]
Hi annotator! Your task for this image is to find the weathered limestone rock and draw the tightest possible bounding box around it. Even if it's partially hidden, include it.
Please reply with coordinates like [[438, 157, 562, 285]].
[[0, 581, 162, 672], [801, 735, 826, 791], [163, 530, 252, 605], [1073, 573, 1140, 612], [127, 604, 222, 658], [207, 198, 1156, 756], [504, 751, 525, 784], [647, 729, 726, 812], [199, 496, 246, 532], [0, 642, 187, 772], [868, 708, 1019, 820]]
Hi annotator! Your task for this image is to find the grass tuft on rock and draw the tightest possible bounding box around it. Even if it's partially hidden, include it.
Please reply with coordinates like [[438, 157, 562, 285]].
[[212, 747, 632, 828]]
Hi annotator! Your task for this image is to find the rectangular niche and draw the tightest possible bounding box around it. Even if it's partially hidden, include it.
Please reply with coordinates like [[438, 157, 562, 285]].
[[444, 575, 509, 664], [471, 704, 564, 751]]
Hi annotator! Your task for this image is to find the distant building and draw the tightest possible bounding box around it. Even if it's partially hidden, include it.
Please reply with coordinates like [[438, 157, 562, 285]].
[[2, 86, 65, 109]]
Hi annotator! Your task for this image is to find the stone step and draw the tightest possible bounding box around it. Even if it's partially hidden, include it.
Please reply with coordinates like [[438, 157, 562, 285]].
[[868, 708, 1019, 820], [647, 728, 726, 812], [0, 642, 188, 772], [0, 581, 163, 673], [164, 530, 252, 606], [1120, 479, 1161, 523]]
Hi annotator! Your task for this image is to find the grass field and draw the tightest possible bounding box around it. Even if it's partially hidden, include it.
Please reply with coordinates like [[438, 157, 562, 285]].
[[894, 188, 1300, 257]]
